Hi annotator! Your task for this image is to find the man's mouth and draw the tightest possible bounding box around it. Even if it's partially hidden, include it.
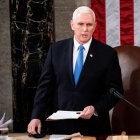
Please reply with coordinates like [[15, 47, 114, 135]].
[[81, 34, 88, 38]]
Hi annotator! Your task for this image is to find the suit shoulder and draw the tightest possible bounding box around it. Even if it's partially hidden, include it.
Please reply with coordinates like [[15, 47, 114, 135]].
[[93, 39, 116, 53], [51, 38, 73, 47]]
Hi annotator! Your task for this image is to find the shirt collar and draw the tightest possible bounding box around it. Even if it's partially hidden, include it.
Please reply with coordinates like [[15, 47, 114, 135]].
[[73, 37, 92, 51]]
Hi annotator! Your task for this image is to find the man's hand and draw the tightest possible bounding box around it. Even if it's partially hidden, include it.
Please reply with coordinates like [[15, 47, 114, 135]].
[[80, 105, 95, 119], [27, 119, 41, 134]]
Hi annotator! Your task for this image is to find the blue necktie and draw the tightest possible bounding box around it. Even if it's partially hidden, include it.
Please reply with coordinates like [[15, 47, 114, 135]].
[[74, 45, 84, 85]]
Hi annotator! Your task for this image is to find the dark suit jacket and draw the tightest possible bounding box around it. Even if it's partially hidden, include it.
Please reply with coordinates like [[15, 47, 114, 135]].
[[31, 38, 123, 135]]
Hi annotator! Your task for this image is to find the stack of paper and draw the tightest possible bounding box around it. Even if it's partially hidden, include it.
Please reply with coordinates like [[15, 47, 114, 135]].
[[46, 110, 81, 120], [49, 132, 81, 140], [0, 113, 13, 135]]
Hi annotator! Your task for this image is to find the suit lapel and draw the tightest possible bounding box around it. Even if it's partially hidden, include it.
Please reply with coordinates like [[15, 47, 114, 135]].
[[66, 38, 75, 86]]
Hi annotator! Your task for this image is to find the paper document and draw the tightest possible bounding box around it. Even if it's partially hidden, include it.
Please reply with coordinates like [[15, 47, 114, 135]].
[[49, 132, 81, 140], [46, 110, 81, 120]]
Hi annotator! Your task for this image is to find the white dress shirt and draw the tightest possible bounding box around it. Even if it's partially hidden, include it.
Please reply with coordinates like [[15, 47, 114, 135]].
[[73, 37, 98, 116], [73, 37, 92, 72]]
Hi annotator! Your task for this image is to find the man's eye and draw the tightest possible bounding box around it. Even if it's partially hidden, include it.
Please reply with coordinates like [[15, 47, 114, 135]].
[[78, 23, 83, 26], [87, 24, 93, 26]]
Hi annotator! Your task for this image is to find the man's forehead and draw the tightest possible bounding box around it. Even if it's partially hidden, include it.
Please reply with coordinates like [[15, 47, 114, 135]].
[[74, 13, 94, 22]]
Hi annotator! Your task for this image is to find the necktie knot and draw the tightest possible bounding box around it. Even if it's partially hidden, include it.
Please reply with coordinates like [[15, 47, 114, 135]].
[[79, 45, 84, 51]]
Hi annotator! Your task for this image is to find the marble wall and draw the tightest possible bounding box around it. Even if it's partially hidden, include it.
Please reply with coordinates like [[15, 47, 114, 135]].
[[11, 0, 54, 131]]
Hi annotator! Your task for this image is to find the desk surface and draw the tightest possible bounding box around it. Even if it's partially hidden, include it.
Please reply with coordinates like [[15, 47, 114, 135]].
[[9, 133, 49, 139], [8, 133, 96, 140], [8, 133, 140, 140]]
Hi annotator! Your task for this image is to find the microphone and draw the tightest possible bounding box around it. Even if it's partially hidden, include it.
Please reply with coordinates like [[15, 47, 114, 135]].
[[110, 88, 140, 112]]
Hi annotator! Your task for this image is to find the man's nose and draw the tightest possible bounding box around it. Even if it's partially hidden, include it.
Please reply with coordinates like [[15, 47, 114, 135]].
[[83, 25, 88, 31]]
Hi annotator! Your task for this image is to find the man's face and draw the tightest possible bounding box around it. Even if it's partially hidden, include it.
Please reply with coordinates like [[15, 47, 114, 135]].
[[71, 12, 96, 44]]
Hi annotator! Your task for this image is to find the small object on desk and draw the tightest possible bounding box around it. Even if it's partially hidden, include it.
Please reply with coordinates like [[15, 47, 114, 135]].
[[49, 132, 81, 140], [0, 128, 9, 135], [28, 128, 47, 139], [28, 132, 46, 138], [121, 131, 126, 135], [106, 135, 128, 140]]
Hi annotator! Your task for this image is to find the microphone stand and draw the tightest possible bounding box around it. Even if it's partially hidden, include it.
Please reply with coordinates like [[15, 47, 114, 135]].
[[110, 88, 140, 112]]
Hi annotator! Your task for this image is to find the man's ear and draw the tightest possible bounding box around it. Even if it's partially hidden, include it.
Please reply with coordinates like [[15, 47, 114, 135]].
[[70, 20, 74, 31], [93, 22, 97, 32]]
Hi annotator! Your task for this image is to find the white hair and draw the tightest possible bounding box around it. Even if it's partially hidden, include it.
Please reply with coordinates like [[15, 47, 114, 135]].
[[72, 6, 96, 22]]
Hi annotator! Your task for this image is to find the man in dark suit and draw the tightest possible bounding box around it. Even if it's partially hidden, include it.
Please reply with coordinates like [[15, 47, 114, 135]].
[[27, 6, 123, 136]]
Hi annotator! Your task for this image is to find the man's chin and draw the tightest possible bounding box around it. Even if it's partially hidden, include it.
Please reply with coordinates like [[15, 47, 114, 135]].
[[80, 38, 90, 44]]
